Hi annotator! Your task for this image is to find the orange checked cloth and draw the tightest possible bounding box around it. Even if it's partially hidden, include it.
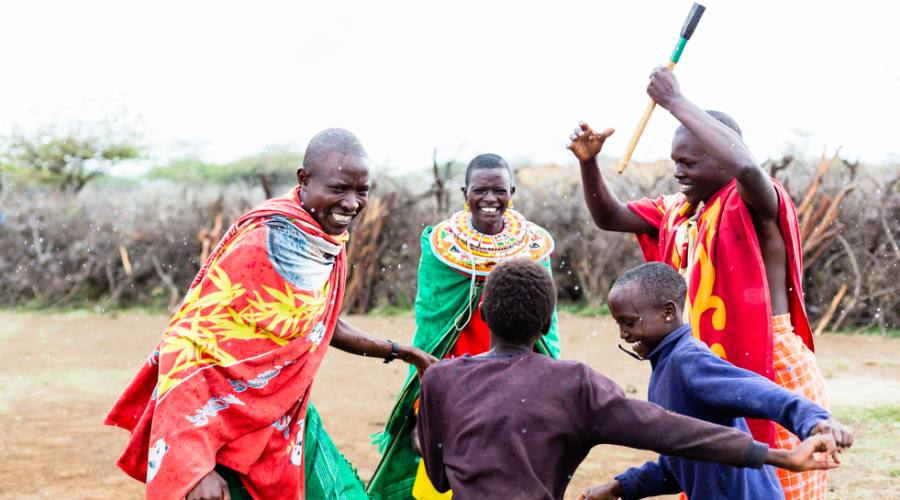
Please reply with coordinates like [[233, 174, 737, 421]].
[[772, 314, 830, 499]]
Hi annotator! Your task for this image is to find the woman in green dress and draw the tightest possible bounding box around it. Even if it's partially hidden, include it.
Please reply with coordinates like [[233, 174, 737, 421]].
[[367, 154, 560, 499]]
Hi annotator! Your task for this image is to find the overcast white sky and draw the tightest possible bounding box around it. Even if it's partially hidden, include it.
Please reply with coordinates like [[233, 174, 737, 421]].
[[1, 0, 898, 173]]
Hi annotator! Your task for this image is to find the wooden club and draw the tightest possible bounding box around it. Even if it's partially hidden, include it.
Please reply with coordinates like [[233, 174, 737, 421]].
[[617, 3, 706, 174]]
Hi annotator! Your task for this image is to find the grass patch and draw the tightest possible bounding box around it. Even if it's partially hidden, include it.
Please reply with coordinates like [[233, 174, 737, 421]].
[[833, 405, 900, 424], [828, 404, 900, 493], [835, 327, 900, 339], [365, 306, 413, 317], [560, 301, 610, 318]]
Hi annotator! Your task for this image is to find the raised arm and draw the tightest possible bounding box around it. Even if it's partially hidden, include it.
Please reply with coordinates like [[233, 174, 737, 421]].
[[647, 67, 778, 220], [567, 123, 658, 235], [331, 318, 437, 375]]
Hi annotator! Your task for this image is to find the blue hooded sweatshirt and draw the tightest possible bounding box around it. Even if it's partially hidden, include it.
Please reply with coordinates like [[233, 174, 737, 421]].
[[616, 324, 830, 500]]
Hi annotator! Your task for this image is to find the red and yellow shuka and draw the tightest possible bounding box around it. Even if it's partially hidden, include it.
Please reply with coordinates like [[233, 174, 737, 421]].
[[627, 179, 813, 445], [106, 188, 347, 499]]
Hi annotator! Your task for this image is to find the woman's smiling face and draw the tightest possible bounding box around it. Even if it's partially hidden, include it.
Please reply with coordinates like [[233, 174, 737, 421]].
[[463, 167, 515, 235]]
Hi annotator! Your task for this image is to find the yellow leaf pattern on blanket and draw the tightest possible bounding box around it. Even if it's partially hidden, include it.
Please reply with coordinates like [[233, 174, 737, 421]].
[[154, 224, 329, 399]]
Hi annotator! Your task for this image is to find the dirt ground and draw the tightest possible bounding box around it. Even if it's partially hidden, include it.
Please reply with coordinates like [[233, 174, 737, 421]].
[[0, 312, 898, 499]]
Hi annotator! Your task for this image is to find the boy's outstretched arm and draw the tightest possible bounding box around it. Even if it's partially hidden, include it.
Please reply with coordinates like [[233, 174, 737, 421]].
[[680, 348, 854, 450], [567, 124, 658, 235], [766, 434, 841, 471], [809, 419, 855, 451], [579, 368, 843, 498], [580, 432, 841, 500], [647, 67, 779, 220], [582, 456, 680, 500], [578, 480, 622, 500]]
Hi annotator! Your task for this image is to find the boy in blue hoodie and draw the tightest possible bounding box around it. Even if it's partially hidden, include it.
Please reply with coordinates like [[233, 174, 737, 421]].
[[579, 263, 853, 500]]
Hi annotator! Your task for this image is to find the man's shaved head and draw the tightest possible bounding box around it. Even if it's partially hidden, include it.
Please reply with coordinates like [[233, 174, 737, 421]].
[[676, 110, 742, 138], [302, 128, 369, 171], [296, 128, 371, 235]]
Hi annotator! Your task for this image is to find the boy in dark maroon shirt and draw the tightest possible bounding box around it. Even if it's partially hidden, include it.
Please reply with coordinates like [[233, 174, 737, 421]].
[[416, 259, 839, 500]]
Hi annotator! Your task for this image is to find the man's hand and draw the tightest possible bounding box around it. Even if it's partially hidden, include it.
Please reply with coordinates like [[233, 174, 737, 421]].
[[768, 434, 841, 472], [186, 470, 230, 500], [398, 345, 438, 376], [646, 67, 684, 110], [578, 480, 622, 500], [810, 419, 854, 451], [331, 319, 435, 375], [567, 122, 615, 163]]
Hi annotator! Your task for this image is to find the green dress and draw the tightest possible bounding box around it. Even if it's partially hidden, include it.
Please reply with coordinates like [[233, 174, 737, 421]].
[[219, 403, 369, 499]]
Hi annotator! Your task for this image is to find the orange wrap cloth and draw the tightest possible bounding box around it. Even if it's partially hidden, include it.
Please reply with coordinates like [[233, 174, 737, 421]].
[[627, 179, 814, 446], [105, 188, 347, 499]]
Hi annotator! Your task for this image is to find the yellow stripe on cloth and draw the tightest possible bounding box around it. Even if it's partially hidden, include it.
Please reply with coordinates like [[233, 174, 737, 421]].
[[772, 313, 830, 500], [412, 460, 453, 500]]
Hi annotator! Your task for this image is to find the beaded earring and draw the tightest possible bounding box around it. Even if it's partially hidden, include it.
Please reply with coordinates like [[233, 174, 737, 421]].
[[508, 200, 514, 210], [464, 202, 470, 212]]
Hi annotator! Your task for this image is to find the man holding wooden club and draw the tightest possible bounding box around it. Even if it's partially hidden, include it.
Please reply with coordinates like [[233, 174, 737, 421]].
[[567, 68, 831, 499]]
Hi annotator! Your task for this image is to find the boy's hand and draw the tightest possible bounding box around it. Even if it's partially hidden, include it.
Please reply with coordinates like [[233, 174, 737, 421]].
[[578, 480, 622, 500], [410, 425, 423, 457], [567, 122, 615, 163], [186, 470, 231, 500], [646, 67, 684, 110], [769, 434, 841, 472], [810, 419, 854, 450], [398, 345, 438, 376]]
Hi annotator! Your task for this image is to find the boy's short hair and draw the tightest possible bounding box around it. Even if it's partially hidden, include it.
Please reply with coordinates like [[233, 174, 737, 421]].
[[481, 258, 556, 343], [612, 262, 687, 309]]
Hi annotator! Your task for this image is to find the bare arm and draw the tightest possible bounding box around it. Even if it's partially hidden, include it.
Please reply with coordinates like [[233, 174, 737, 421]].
[[330, 318, 437, 374], [567, 123, 657, 235], [648, 67, 778, 220], [766, 434, 841, 472]]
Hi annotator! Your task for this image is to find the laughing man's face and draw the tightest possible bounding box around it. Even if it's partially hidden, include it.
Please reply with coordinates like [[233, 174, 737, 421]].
[[297, 152, 370, 235], [671, 130, 731, 205]]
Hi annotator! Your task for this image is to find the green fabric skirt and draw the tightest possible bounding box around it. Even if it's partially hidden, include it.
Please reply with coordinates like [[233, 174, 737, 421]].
[[217, 403, 368, 499]]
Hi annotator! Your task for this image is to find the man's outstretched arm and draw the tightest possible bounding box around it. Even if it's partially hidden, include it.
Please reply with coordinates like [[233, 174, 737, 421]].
[[568, 124, 658, 235], [647, 67, 778, 220], [331, 318, 437, 374]]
